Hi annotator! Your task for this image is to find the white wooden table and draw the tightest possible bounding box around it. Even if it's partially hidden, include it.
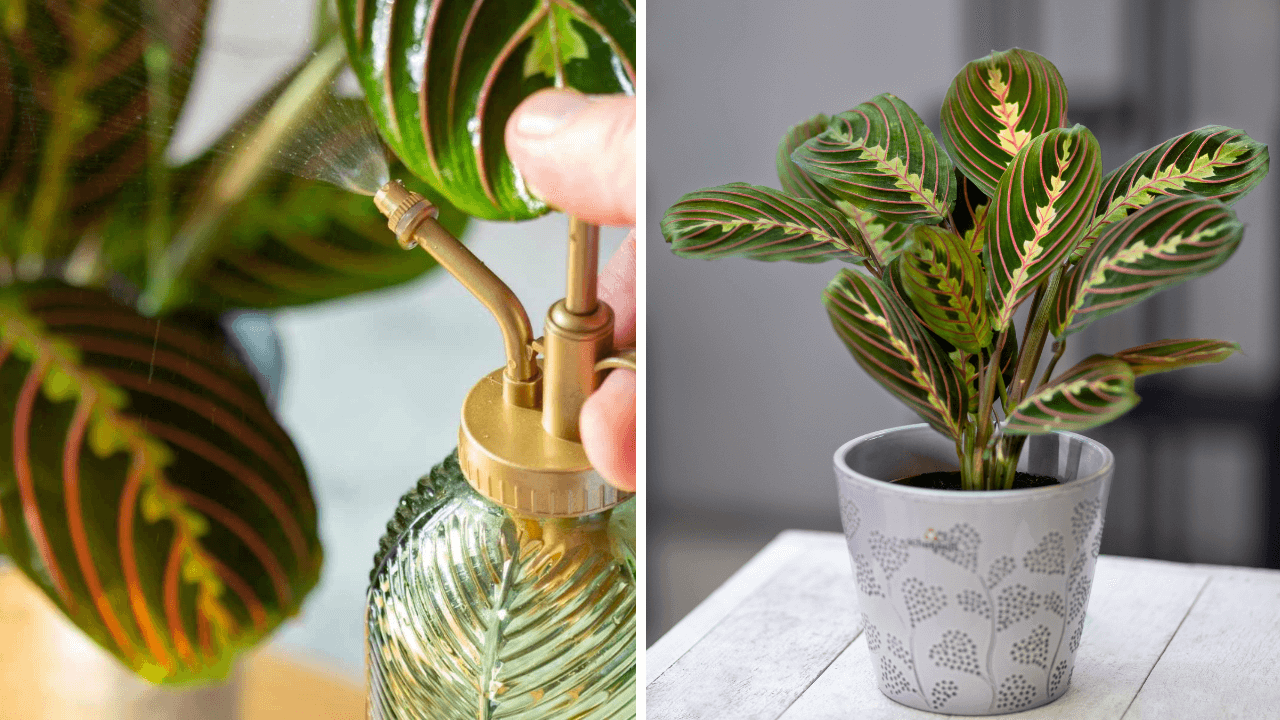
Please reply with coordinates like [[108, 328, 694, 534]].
[[648, 531, 1280, 719]]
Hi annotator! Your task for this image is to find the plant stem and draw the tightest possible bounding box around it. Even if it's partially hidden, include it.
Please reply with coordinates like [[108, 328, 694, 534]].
[[971, 329, 1008, 489], [1039, 340, 1067, 388], [1008, 267, 1064, 407]]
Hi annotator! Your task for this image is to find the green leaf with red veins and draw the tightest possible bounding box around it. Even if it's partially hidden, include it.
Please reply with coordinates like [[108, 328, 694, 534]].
[[1004, 355, 1138, 435], [824, 269, 966, 439], [791, 93, 956, 224], [1071, 125, 1269, 260], [986, 125, 1102, 329], [776, 112, 910, 264], [1113, 338, 1240, 377], [337, 0, 636, 221], [1052, 195, 1243, 337], [941, 48, 1069, 197], [661, 183, 868, 263], [899, 225, 993, 353]]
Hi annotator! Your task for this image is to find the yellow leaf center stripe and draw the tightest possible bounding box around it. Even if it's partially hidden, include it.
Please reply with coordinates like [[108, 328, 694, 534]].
[[1084, 131, 1251, 242], [825, 276, 960, 435], [985, 67, 1032, 155]]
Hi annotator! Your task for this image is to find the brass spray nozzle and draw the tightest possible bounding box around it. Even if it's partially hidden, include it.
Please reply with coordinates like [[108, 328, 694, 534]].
[[373, 179, 632, 517]]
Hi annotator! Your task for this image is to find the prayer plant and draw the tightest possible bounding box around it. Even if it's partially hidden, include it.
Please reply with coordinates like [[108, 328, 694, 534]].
[[662, 48, 1269, 491], [0, 0, 629, 686]]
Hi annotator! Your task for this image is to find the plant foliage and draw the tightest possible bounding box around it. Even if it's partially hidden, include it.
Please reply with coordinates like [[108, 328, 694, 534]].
[[662, 47, 1269, 490]]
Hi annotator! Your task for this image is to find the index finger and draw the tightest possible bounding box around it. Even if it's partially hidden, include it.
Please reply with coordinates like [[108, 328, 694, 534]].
[[505, 91, 636, 227]]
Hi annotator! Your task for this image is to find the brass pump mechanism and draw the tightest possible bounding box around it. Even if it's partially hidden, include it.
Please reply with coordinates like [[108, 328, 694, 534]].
[[374, 180, 634, 517]]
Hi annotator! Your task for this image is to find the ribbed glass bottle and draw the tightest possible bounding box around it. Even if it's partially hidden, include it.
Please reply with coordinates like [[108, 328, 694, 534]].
[[366, 452, 636, 719]]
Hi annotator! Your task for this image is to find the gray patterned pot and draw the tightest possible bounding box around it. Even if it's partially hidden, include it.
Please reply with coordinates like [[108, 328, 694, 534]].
[[834, 424, 1113, 715]]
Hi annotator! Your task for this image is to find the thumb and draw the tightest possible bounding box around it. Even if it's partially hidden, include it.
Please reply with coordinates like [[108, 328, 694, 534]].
[[505, 90, 636, 227]]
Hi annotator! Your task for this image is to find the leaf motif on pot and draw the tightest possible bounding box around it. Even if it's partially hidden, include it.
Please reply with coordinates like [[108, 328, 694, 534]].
[[1050, 659, 1070, 696], [957, 588, 991, 619], [931, 679, 960, 711], [1071, 498, 1102, 548], [869, 530, 910, 580], [928, 629, 981, 675], [902, 577, 948, 627], [1043, 591, 1064, 617], [854, 554, 882, 598], [1010, 623, 1051, 669], [996, 673, 1040, 711], [914, 522, 980, 572], [1067, 553, 1092, 620], [839, 495, 861, 537], [996, 584, 1040, 631], [863, 614, 882, 652], [1022, 531, 1066, 574], [987, 555, 1017, 588], [878, 655, 917, 697], [887, 633, 914, 670]]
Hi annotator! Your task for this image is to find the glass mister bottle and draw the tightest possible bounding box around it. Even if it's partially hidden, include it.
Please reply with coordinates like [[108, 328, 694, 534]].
[[363, 181, 637, 719]]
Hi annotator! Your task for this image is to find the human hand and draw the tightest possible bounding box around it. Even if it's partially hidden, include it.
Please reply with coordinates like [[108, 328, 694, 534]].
[[505, 90, 636, 492]]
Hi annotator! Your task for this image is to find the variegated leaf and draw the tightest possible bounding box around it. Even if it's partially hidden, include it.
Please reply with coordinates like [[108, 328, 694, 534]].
[[949, 325, 1016, 416], [899, 225, 993, 353], [777, 113, 835, 203], [791, 93, 956, 224], [941, 48, 1069, 197], [1076, 126, 1269, 258], [986, 125, 1103, 328], [1113, 338, 1240, 377], [0, 287, 321, 684], [776, 113, 912, 264], [662, 183, 867, 263], [1053, 195, 1243, 337], [824, 269, 966, 438], [338, 0, 635, 221], [1004, 355, 1138, 435], [951, 170, 992, 254], [0, 0, 209, 261]]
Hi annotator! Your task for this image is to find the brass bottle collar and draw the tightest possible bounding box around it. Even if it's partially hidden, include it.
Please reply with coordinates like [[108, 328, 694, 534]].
[[374, 180, 634, 517]]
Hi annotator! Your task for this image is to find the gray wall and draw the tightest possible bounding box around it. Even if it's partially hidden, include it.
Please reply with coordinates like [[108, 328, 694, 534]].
[[648, 0, 1279, 636]]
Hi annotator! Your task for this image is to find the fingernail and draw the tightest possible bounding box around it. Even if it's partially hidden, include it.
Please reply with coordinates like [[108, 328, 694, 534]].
[[515, 90, 589, 136]]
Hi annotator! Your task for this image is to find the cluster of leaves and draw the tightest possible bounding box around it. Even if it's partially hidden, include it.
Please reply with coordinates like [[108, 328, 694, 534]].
[[0, 0, 635, 685], [0, 0, 469, 684], [662, 48, 1268, 491]]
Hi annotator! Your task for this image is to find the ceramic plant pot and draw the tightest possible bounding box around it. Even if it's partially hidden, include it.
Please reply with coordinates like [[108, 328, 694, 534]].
[[833, 424, 1113, 715]]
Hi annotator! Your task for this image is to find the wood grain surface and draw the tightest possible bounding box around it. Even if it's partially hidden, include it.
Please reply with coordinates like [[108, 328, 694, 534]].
[[649, 531, 1280, 719], [0, 565, 363, 719]]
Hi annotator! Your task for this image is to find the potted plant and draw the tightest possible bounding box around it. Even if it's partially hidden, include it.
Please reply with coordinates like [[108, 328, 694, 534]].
[[661, 47, 1268, 714], [0, 0, 474, 713]]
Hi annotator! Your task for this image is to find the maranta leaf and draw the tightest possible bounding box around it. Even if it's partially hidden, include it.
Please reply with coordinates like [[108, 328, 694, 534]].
[[0, 286, 320, 684], [1004, 355, 1138, 435], [337, 0, 636, 221], [661, 183, 868, 264], [824, 269, 966, 439], [792, 93, 956, 224], [899, 225, 992, 353], [1074, 125, 1269, 259], [1112, 338, 1239, 377], [941, 48, 1069, 197], [985, 125, 1102, 328], [1053, 195, 1242, 337]]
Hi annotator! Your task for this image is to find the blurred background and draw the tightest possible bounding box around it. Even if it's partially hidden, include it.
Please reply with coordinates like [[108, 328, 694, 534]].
[[648, 0, 1279, 640], [156, 0, 628, 681]]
